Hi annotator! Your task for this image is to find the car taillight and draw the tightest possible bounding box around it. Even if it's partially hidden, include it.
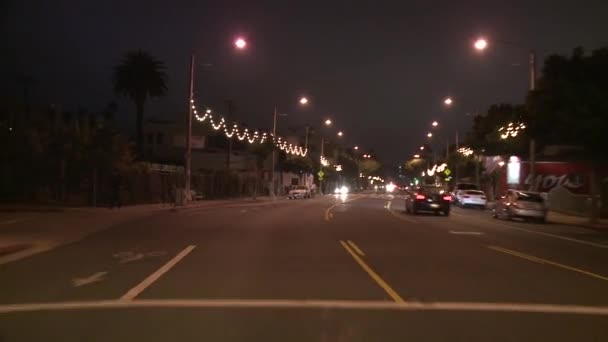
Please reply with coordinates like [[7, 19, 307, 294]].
[[415, 194, 426, 200], [442, 195, 452, 201]]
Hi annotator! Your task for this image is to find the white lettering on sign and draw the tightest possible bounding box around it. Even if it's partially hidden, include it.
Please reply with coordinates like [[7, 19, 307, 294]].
[[525, 174, 584, 192]]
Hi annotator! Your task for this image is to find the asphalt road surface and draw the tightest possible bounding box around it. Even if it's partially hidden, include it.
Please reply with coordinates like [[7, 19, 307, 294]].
[[1, 193, 608, 341]]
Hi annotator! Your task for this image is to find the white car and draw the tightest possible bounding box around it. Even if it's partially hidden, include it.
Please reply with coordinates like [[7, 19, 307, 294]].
[[457, 190, 487, 209], [288, 185, 311, 199]]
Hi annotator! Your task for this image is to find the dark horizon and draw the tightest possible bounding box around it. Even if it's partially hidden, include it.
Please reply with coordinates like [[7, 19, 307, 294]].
[[3, 0, 608, 164]]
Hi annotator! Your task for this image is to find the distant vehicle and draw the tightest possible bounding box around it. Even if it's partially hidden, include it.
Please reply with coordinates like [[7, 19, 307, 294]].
[[288, 185, 311, 199], [493, 189, 547, 223], [452, 183, 479, 203], [457, 190, 487, 209], [405, 185, 451, 216]]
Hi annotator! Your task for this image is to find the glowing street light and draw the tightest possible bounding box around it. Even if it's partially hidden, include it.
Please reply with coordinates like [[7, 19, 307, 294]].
[[414, 154, 420, 158], [427, 132, 433, 138], [337, 131, 344, 137], [420, 146, 424, 150], [234, 37, 247, 49], [432, 121, 438, 127], [354, 146, 359, 150], [444, 97, 453, 106], [299, 97, 309, 105], [474, 38, 488, 51], [324, 119, 332, 126]]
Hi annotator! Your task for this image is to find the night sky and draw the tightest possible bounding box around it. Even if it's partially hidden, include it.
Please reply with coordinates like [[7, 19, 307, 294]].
[[3, 1, 608, 164]]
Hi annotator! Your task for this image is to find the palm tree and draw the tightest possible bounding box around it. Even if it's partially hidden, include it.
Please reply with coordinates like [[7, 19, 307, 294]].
[[113, 50, 167, 155]]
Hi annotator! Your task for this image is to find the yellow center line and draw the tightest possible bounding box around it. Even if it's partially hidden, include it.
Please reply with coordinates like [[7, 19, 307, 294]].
[[339, 240, 405, 303], [347, 240, 365, 256], [385, 201, 419, 223], [488, 245, 608, 281]]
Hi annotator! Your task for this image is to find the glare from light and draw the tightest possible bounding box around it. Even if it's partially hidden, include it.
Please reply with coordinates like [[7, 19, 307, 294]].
[[299, 97, 309, 105], [420, 146, 424, 150], [427, 132, 433, 138], [444, 97, 453, 106], [414, 154, 420, 158], [386, 183, 396, 193], [498, 161, 505, 167], [234, 37, 247, 49], [336, 186, 349, 194], [432, 121, 438, 127], [324, 119, 332, 126], [474, 38, 488, 50], [354, 146, 359, 150], [337, 131, 343, 137]]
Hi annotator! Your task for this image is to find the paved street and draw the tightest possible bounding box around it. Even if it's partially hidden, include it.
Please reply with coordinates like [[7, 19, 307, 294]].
[[1, 194, 608, 341]]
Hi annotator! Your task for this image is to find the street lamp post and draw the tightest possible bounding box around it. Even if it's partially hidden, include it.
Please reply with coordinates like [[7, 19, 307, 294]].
[[185, 54, 195, 204], [271, 106, 278, 200], [185, 37, 247, 204], [475, 37, 537, 188]]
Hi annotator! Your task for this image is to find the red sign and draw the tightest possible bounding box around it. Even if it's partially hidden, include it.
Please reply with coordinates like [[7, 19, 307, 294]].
[[518, 162, 593, 194]]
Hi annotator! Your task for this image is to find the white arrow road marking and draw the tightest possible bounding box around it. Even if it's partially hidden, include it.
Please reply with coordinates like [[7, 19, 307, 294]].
[[72, 272, 108, 287], [113, 251, 166, 264]]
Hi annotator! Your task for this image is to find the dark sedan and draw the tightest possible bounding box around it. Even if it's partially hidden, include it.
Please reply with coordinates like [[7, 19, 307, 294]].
[[405, 186, 452, 216]]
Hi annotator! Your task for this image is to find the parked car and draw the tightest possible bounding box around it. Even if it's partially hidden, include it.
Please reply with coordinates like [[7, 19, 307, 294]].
[[451, 183, 478, 203], [288, 185, 311, 199], [457, 190, 487, 209], [493, 189, 547, 222], [405, 185, 452, 216]]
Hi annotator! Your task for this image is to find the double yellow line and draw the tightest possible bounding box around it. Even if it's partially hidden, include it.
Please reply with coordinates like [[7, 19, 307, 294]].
[[339, 240, 405, 303], [325, 195, 365, 221]]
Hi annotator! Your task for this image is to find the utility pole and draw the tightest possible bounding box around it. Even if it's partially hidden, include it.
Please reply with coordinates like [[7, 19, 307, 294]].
[[304, 126, 310, 151], [271, 107, 277, 200], [528, 49, 537, 191], [184, 54, 195, 204], [319, 137, 325, 194], [225, 100, 235, 170]]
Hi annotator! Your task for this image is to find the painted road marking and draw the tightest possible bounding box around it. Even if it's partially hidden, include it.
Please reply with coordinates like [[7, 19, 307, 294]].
[[72, 272, 108, 287], [0, 219, 20, 225], [324, 195, 364, 221], [121, 245, 196, 300], [453, 212, 608, 249], [113, 251, 166, 264], [488, 245, 608, 281], [449, 231, 483, 235], [339, 240, 404, 303], [501, 224, 608, 249], [386, 201, 418, 223], [1, 299, 608, 316], [347, 240, 365, 256]]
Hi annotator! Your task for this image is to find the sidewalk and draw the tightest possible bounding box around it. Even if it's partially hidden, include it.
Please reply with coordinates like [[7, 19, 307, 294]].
[[0, 196, 289, 265], [547, 211, 608, 231]]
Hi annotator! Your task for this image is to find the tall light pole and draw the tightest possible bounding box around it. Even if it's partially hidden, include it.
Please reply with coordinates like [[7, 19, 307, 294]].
[[319, 118, 333, 195], [270, 96, 308, 199], [474, 37, 537, 189], [185, 54, 195, 203], [185, 37, 247, 204]]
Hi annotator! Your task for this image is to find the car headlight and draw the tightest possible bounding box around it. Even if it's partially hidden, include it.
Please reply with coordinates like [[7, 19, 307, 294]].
[[340, 186, 349, 194], [334, 188, 340, 194]]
